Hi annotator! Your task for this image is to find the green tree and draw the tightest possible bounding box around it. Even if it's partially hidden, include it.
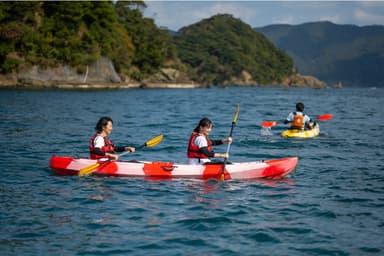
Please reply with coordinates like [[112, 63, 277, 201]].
[[0, 1, 134, 73], [0, 1, 42, 72], [174, 14, 293, 85], [115, 0, 171, 79]]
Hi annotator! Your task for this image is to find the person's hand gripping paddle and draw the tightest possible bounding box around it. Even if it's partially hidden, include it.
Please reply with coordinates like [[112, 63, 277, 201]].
[[78, 134, 163, 176]]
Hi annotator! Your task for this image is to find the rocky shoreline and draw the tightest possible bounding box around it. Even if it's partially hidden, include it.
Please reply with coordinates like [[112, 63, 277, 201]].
[[0, 58, 328, 89], [0, 81, 204, 90], [0, 80, 327, 90], [0, 77, 327, 90]]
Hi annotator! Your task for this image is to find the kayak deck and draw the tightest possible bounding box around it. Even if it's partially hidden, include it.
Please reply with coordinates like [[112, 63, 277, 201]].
[[281, 123, 320, 138], [50, 156, 298, 180]]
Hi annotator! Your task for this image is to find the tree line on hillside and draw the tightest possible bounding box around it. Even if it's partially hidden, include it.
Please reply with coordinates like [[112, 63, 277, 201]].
[[256, 21, 384, 87], [173, 14, 293, 85], [0, 1, 294, 86], [0, 1, 173, 81]]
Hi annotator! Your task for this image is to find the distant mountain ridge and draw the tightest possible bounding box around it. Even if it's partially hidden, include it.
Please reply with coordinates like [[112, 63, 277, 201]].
[[256, 21, 384, 87]]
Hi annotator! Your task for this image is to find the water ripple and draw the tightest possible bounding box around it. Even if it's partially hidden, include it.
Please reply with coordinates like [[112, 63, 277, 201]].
[[1, 87, 383, 255]]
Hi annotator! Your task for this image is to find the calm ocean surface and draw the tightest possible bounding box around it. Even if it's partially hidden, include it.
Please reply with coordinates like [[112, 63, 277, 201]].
[[0, 86, 383, 255]]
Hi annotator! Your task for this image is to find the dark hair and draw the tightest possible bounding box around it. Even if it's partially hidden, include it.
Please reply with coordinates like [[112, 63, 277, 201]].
[[95, 116, 113, 133], [296, 102, 304, 112], [193, 117, 212, 132]]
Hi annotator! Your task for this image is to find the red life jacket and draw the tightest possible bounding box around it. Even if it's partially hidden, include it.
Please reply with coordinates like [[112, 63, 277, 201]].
[[89, 134, 115, 159], [291, 112, 305, 129], [187, 132, 213, 159]]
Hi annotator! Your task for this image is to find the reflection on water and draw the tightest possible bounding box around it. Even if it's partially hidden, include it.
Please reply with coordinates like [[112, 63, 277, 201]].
[[260, 127, 274, 136]]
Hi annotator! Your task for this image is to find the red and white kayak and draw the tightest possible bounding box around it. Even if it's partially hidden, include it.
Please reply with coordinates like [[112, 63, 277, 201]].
[[49, 156, 298, 180]]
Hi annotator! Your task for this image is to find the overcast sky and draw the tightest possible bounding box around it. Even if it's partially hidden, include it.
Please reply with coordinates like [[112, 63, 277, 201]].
[[143, 1, 384, 31]]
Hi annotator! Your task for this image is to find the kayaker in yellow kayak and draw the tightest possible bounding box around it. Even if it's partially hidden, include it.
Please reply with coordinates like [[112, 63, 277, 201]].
[[284, 102, 316, 130], [89, 116, 135, 160], [187, 117, 232, 165]]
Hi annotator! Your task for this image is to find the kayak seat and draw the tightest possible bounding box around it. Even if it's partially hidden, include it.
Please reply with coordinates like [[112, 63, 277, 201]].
[[204, 160, 232, 165]]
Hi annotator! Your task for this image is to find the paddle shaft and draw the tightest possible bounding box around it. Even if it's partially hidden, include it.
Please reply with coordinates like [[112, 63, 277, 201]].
[[100, 134, 162, 163], [96, 149, 133, 166], [261, 114, 332, 128], [97, 140, 151, 165], [225, 122, 236, 154], [220, 122, 236, 180], [221, 104, 239, 180], [135, 142, 146, 151]]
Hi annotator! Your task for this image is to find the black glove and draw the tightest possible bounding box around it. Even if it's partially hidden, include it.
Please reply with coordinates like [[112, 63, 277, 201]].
[[284, 120, 289, 124]]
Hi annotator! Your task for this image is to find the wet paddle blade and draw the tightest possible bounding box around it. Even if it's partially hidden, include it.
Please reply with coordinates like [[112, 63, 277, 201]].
[[261, 121, 277, 128], [78, 162, 101, 176], [233, 104, 240, 124], [145, 134, 163, 147], [318, 114, 333, 121]]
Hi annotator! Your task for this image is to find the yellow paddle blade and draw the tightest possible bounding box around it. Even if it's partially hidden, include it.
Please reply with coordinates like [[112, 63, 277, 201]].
[[78, 162, 101, 176], [145, 134, 163, 147], [233, 104, 240, 123]]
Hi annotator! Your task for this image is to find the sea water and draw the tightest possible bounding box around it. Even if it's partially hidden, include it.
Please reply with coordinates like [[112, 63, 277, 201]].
[[0, 87, 383, 255]]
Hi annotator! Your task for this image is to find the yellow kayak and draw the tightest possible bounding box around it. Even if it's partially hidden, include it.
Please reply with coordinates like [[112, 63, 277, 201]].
[[281, 123, 320, 138]]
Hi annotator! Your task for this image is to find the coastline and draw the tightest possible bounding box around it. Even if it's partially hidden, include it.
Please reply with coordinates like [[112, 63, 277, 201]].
[[0, 81, 331, 90], [0, 82, 205, 90], [0, 71, 328, 89], [0, 60, 328, 90]]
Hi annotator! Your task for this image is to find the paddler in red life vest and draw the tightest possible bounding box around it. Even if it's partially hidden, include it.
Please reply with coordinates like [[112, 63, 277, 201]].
[[187, 117, 232, 165], [284, 102, 315, 130], [89, 116, 135, 160]]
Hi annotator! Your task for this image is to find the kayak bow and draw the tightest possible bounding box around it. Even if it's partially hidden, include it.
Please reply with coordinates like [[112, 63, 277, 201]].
[[281, 123, 320, 138]]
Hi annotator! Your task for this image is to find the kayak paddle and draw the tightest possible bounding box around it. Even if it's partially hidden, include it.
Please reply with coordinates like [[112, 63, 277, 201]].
[[261, 114, 333, 128], [261, 121, 277, 128], [317, 113, 333, 121], [220, 103, 240, 181], [78, 134, 163, 176]]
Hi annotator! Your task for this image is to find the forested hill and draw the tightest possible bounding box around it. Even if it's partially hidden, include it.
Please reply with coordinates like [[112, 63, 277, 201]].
[[1, 1, 317, 88], [0, 1, 174, 83], [172, 14, 294, 86], [256, 21, 384, 87]]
